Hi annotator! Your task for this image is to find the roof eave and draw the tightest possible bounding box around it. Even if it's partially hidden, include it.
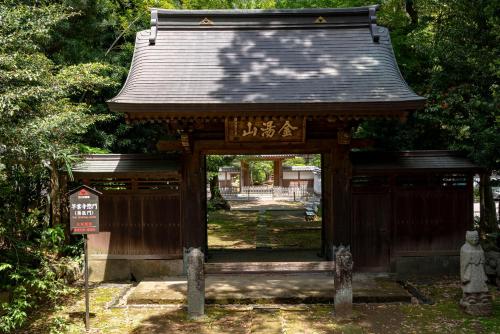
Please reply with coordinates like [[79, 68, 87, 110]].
[[107, 99, 426, 120]]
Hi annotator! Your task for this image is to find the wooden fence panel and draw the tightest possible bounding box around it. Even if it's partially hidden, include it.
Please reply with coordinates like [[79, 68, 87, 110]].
[[351, 191, 391, 270], [393, 187, 471, 255], [87, 177, 182, 257]]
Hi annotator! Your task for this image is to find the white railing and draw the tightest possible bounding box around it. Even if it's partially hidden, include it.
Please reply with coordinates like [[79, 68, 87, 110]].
[[212, 185, 313, 200]]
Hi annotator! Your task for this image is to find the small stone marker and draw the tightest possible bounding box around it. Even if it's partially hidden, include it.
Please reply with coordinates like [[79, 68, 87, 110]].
[[334, 245, 353, 317], [460, 231, 492, 316], [187, 247, 205, 319]]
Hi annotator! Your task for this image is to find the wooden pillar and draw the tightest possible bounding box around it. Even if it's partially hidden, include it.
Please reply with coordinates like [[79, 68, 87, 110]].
[[321, 144, 352, 260], [322, 151, 334, 259], [332, 144, 352, 247], [181, 147, 206, 251], [241, 161, 250, 187], [273, 159, 282, 186]]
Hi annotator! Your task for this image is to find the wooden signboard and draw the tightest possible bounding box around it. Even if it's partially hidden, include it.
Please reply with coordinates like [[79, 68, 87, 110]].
[[226, 117, 305, 143], [68, 185, 102, 331], [69, 185, 101, 234]]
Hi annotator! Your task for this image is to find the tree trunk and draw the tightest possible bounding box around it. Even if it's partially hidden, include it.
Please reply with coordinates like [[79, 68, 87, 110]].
[[208, 175, 230, 211], [49, 159, 61, 227], [479, 171, 498, 234], [405, 0, 418, 26], [60, 173, 70, 242], [209, 175, 221, 201]]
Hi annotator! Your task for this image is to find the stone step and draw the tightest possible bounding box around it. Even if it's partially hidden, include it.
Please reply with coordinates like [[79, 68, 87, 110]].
[[204, 261, 334, 274]]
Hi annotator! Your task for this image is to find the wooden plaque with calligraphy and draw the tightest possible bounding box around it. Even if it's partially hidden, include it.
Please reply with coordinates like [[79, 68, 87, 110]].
[[226, 117, 305, 143]]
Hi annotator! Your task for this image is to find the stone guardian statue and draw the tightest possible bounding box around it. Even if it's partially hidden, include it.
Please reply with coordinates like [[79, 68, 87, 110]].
[[460, 231, 492, 316]]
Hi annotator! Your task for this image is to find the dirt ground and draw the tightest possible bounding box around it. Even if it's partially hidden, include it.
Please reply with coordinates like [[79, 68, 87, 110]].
[[20, 278, 500, 334]]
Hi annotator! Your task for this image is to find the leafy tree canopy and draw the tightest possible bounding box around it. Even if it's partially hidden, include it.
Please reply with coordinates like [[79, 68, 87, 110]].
[[0, 0, 498, 331]]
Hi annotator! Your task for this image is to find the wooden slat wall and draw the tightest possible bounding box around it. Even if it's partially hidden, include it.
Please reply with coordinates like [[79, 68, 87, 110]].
[[392, 187, 471, 255], [351, 191, 391, 270], [350, 174, 473, 270], [88, 189, 181, 257]]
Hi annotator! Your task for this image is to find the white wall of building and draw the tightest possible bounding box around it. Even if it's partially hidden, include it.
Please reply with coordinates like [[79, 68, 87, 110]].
[[314, 172, 322, 195]]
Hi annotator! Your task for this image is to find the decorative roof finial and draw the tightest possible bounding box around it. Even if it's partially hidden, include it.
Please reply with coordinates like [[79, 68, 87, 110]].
[[149, 9, 158, 45], [369, 6, 380, 43]]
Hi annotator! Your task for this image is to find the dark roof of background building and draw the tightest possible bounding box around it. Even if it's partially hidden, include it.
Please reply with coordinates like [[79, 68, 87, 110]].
[[71, 151, 479, 177], [71, 154, 180, 176], [351, 151, 481, 174], [108, 6, 425, 117]]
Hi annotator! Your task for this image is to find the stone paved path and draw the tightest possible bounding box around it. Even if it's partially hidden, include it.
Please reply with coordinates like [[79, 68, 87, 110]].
[[255, 209, 270, 249], [126, 273, 411, 305]]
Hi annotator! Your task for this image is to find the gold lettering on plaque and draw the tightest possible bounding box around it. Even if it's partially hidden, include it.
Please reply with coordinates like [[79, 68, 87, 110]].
[[226, 117, 305, 143], [260, 121, 276, 138], [242, 121, 258, 137], [278, 121, 298, 137]]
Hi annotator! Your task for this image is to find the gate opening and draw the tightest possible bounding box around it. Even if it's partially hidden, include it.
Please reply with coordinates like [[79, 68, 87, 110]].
[[205, 154, 323, 262]]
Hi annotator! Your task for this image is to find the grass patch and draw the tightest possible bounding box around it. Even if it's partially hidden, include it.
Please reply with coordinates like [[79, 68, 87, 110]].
[[266, 211, 321, 249], [19, 278, 500, 333], [207, 209, 322, 250], [399, 278, 500, 333], [207, 210, 258, 249]]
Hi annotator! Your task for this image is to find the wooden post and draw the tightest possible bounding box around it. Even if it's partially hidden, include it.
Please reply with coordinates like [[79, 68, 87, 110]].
[[84, 235, 90, 331], [182, 148, 206, 250], [241, 161, 250, 187], [273, 159, 282, 186], [332, 144, 352, 247], [322, 151, 334, 259]]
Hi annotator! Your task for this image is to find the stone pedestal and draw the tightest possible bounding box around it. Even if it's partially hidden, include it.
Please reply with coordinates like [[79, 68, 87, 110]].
[[187, 247, 205, 319], [460, 293, 492, 316], [334, 246, 353, 318]]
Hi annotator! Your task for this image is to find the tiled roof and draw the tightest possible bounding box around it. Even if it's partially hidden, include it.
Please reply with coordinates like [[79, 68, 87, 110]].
[[108, 7, 425, 117], [71, 154, 180, 175], [352, 151, 481, 173]]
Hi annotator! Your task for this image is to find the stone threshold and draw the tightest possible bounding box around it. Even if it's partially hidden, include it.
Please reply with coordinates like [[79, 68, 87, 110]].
[[126, 273, 412, 305]]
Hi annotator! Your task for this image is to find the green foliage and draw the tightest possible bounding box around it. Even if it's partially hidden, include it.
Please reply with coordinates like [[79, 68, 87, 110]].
[[283, 157, 307, 167], [0, 3, 117, 332], [249, 161, 273, 185], [206, 155, 236, 176], [0, 0, 498, 331], [357, 0, 499, 171]]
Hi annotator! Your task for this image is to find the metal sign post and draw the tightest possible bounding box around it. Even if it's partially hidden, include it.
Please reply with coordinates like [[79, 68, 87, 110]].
[[69, 185, 101, 332], [84, 235, 89, 331]]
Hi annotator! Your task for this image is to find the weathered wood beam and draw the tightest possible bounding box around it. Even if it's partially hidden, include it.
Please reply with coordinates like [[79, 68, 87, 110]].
[[156, 140, 183, 152], [195, 139, 338, 154]]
